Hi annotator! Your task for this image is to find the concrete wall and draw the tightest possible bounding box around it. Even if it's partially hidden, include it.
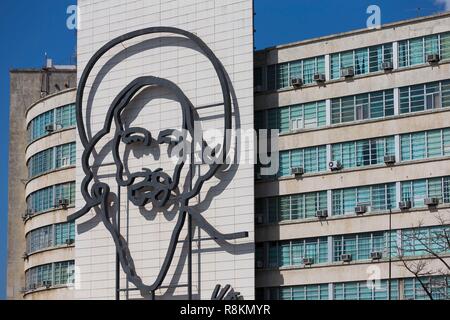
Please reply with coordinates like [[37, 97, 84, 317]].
[[75, 0, 254, 300], [8, 70, 76, 300]]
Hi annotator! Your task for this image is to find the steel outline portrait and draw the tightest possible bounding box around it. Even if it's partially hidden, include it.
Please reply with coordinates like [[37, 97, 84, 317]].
[[69, 26, 247, 299]]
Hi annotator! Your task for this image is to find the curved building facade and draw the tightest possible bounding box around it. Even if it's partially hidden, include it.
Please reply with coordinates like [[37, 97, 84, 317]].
[[7, 65, 76, 300]]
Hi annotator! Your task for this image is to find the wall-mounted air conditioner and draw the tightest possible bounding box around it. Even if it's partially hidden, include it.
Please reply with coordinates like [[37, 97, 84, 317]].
[[341, 67, 355, 78], [329, 161, 342, 171]]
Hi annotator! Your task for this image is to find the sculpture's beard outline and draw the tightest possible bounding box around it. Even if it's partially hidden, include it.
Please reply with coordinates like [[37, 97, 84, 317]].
[[126, 168, 175, 208]]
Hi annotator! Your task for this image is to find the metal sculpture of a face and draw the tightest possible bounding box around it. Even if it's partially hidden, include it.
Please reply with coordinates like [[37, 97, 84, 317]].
[[68, 27, 245, 299]]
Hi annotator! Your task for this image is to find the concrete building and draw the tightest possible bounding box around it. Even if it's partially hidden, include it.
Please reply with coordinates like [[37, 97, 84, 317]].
[[254, 12, 450, 300], [7, 3, 450, 300], [7, 60, 77, 300]]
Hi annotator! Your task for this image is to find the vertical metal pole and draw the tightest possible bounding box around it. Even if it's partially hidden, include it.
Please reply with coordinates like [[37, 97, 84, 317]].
[[187, 139, 194, 300], [116, 186, 121, 301], [188, 212, 193, 300], [388, 206, 392, 300]]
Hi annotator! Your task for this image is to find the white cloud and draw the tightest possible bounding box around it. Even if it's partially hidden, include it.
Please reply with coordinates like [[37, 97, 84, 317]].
[[435, 0, 450, 10]]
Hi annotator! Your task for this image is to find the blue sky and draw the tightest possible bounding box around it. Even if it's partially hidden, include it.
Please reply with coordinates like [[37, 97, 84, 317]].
[[0, 0, 448, 300]]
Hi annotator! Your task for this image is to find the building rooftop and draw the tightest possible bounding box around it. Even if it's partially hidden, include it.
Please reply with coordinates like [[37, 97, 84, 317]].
[[256, 11, 450, 53]]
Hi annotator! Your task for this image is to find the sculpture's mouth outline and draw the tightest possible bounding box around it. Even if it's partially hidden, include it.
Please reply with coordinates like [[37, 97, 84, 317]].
[[127, 168, 174, 208]]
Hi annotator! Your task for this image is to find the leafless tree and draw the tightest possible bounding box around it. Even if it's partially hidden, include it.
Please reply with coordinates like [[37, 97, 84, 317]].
[[396, 214, 450, 300]]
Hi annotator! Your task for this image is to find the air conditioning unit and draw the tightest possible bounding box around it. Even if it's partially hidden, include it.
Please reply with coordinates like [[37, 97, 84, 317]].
[[315, 209, 328, 219], [384, 155, 396, 165], [22, 209, 33, 221], [45, 124, 55, 133], [58, 198, 70, 208], [341, 67, 355, 78], [329, 161, 342, 171], [341, 254, 352, 262], [22, 252, 29, 260], [291, 167, 304, 176], [381, 61, 394, 71], [290, 118, 303, 131], [313, 73, 326, 83], [66, 239, 75, 246], [256, 260, 264, 269], [61, 157, 69, 167], [424, 197, 439, 206], [291, 78, 303, 88], [255, 214, 264, 225], [399, 200, 412, 210], [370, 251, 383, 260], [355, 205, 367, 215], [302, 258, 314, 265], [43, 281, 52, 288], [427, 54, 440, 63]]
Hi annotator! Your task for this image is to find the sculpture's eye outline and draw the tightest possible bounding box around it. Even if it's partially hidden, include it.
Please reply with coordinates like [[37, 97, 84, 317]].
[[122, 127, 152, 146]]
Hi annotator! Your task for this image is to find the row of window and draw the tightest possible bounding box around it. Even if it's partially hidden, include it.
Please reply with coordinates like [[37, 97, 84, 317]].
[[399, 33, 450, 68], [256, 225, 449, 269], [26, 222, 75, 254], [279, 145, 327, 176], [256, 176, 450, 223], [255, 79, 450, 133], [255, 32, 450, 92], [28, 142, 76, 178], [401, 128, 450, 161], [265, 56, 326, 90], [277, 127, 450, 178], [330, 43, 393, 80], [27, 103, 76, 142], [255, 101, 326, 133], [258, 276, 450, 300], [26, 182, 75, 214], [25, 260, 75, 291]]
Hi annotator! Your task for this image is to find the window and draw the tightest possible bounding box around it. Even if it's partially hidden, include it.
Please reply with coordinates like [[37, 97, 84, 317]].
[[25, 261, 75, 290], [27, 104, 76, 142], [276, 284, 329, 300], [26, 225, 53, 253], [267, 237, 328, 268], [27, 182, 75, 214], [279, 145, 327, 177], [401, 176, 450, 207], [54, 103, 76, 128], [54, 222, 76, 246], [400, 226, 450, 258], [398, 33, 450, 68], [332, 183, 396, 215], [332, 136, 395, 169], [28, 142, 76, 178], [26, 222, 75, 253], [28, 110, 54, 142], [333, 232, 392, 262], [28, 148, 54, 178], [334, 279, 399, 300], [404, 277, 450, 300], [331, 89, 394, 124], [330, 44, 393, 80], [257, 191, 327, 223], [267, 56, 326, 90], [257, 101, 326, 133], [400, 80, 450, 114], [401, 128, 450, 161]]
